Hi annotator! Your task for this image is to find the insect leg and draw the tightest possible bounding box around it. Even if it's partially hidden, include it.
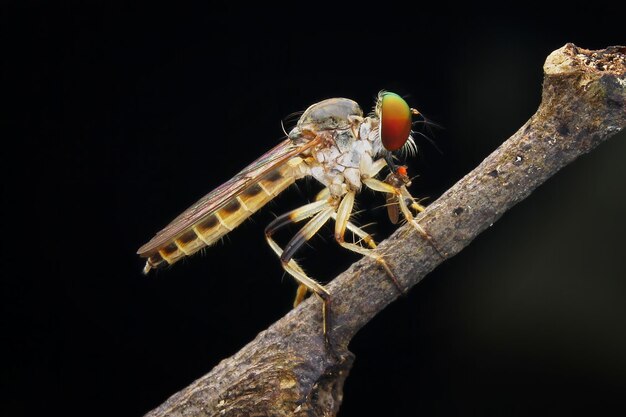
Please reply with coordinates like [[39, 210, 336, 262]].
[[265, 198, 336, 342], [333, 191, 405, 293], [265, 199, 330, 304], [362, 177, 446, 258], [314, 187, 331, 201]]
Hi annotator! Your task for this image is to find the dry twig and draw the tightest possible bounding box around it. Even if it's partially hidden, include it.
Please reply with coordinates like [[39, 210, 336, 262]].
[[146, 44, 626, 417]]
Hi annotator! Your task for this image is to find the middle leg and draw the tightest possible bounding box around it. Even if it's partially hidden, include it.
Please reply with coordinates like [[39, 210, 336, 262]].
[[333, 190, 405, 293]]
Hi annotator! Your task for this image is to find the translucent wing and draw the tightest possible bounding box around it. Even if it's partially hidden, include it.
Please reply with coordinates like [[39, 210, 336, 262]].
[[137, 136, 319, 257]]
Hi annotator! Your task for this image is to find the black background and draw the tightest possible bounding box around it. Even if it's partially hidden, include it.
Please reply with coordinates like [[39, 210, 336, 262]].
[[3, 5, 626, 417]]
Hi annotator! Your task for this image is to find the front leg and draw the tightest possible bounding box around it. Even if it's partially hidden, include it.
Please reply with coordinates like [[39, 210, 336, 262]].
[[362, 175, 447, 259]]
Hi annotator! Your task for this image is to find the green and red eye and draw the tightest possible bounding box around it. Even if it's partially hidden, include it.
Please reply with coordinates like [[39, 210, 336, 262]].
[[378, 92, 412, 151]]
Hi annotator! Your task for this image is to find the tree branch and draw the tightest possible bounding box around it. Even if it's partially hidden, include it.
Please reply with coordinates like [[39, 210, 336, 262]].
[[145, 44, 626, 417]]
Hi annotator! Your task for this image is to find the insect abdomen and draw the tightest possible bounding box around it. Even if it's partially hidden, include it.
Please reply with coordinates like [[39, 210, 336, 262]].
[[142, 159, 303, 273]]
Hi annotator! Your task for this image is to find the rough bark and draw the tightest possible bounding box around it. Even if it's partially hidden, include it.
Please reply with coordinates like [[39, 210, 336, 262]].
[[146, 44, 626, 417]]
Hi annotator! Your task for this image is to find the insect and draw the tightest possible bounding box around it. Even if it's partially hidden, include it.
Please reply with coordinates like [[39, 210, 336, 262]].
[[138, 91, 440, 342]]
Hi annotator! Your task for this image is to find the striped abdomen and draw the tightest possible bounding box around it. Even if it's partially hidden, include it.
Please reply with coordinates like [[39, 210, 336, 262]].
[[141, 159, 304, 273]]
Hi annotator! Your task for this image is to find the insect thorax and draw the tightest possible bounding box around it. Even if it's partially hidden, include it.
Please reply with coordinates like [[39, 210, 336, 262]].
[[288, 98, 383, 197]]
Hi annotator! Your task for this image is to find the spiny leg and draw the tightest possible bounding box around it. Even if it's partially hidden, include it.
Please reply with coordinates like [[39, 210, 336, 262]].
[[362, 177, 447, 258], [314, 187, 331, 202], [318, 186, 403, 290], [265, 198, 336, 343], [265, 199, 330, 306], [333, 190, 405, 294]]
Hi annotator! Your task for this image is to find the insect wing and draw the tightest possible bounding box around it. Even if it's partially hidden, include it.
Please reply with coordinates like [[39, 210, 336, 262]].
[[137, 137, 315, 256]]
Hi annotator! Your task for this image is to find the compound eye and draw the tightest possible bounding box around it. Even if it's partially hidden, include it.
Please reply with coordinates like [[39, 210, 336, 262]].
[[379, 92, 412, 151]]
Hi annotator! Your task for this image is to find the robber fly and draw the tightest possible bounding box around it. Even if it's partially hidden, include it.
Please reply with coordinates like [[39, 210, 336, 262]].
[[138, 91, 440, 342]]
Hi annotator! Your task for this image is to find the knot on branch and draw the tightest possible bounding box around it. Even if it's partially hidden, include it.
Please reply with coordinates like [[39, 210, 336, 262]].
[[538, 44, 626, 156], [545, 43, 626, 76]]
